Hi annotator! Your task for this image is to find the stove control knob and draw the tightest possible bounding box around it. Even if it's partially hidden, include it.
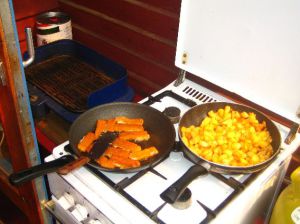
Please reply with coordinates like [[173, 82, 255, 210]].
[[88, 219, 102, 224], [57, 192, 75, 210], [71, 203, 89, 222]]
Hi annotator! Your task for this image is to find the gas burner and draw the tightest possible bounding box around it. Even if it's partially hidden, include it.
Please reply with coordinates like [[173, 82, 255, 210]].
[[172, 188, 192, 210], [163, 106, 181, 124]]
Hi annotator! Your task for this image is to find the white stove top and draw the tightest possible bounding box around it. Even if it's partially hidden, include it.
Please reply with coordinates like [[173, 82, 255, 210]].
[[46, 79, 300, 224]]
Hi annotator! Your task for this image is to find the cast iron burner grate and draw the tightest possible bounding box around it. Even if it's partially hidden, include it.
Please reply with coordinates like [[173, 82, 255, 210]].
[[25, 55, 114, 113]]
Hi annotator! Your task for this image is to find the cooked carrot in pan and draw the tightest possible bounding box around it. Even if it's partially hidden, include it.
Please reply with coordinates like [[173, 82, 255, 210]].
[[109, 124, 144, 132], [95, 118, 144, 137], [79, 116, 158, 169], [107, 118, 117, 132], [109, 155, 141, 169], [97, 154, 141, 169], [129, 147, 159, 161], [97, 156, 115, 169], [95, 120, 108, 138], [118, 131, 150, 141], [112, 138, 142, 152], [104, 147, 130, 158], [115, 116, 144, 125], [77, 132, 96, 152]]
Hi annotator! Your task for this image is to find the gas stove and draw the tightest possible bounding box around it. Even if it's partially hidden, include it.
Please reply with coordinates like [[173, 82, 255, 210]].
[[44, 78, 300, 224], [43, 1, 300, 223]]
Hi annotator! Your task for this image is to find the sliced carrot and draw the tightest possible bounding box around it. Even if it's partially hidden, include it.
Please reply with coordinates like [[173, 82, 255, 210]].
[[110, 124, 144, 132], [97, 156, 116, 169], [118, 131, 150, 141], [115, 116, 144, 125], [112, 138, 142, 152], [110, 155, 141, 169], [129, 146, 159, 161], [95, 120, 108, 138], [106, 118, 117, 132], [77, 132, 96, 152], [104, 147, 130, 158]]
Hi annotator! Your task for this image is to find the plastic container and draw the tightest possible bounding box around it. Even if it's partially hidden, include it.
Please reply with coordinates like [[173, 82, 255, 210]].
[[269, 166, 300, 224]]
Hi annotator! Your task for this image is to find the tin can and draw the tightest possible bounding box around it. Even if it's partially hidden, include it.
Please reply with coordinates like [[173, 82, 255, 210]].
[[36, 12, 72, 46]]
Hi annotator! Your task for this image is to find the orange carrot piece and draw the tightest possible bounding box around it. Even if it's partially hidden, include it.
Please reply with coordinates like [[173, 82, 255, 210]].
[[112, 138, 142, 152], [110, 124, 144, 132], [95, 120, 108, 138], [110, 155, 141, 169], [104, 147, 130, 158], [97, 156, 116, 169], [115, 116, 144, 125], [77, 132, 96, 152], [107, 118, 117, 132], [118, 131, 150, 141], [129, 146, 159, 161]]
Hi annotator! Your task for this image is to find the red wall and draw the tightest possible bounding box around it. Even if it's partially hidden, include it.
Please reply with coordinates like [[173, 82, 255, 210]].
[[13, 0, 181, 97], [13, 0, 59, 54], [58, 0, 181, 97]]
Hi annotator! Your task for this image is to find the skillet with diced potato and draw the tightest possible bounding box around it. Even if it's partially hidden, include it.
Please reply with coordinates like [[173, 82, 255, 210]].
[[160, 102, 281, 204], [181, 105, 273, 167]]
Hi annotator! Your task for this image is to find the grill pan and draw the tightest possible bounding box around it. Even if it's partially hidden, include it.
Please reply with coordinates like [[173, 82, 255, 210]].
[[24, 40, 132, 114], [26, 55, 114, 112]]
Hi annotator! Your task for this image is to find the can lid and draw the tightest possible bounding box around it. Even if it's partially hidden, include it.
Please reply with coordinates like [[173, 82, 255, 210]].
[[36, 12, 70, 25]]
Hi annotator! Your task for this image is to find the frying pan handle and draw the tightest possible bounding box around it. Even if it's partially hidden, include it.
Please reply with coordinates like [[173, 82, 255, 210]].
[[57, 156, 90, 175], [9, 155, 75, 185], [160, 165, 208, 204]]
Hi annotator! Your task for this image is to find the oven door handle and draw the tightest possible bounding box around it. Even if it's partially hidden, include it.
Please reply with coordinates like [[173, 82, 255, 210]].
[[9, 155, 75, 185]]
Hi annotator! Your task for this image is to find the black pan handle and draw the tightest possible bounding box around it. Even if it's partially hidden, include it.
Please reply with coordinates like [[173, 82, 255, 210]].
[[160, 165, 208, 204], [9, 155, 75, 185]]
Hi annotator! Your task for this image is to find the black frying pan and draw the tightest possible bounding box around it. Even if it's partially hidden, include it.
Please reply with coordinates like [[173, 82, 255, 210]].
[[9, 102, 176, 185], [160, 102, 281, 204]]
